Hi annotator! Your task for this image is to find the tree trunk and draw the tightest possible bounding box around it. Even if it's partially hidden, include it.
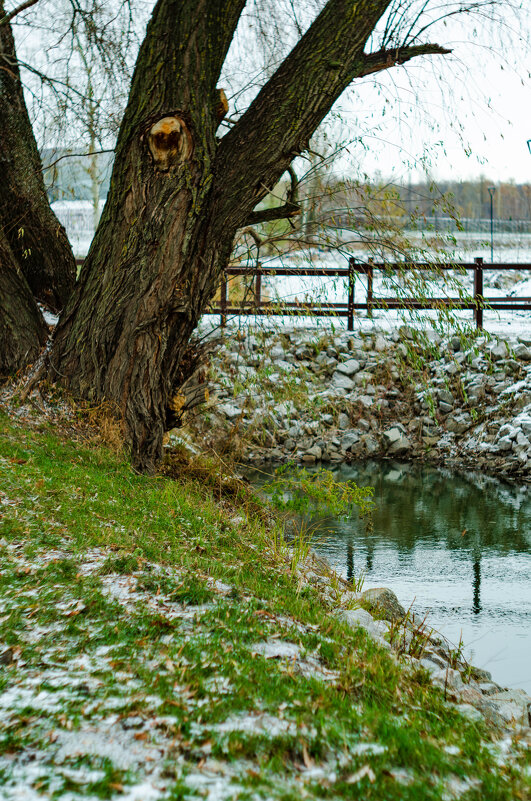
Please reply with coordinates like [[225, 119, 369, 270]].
[[0, 229, 47, 378], [48, 0, 449, 471], [0, 3, 76, 313]]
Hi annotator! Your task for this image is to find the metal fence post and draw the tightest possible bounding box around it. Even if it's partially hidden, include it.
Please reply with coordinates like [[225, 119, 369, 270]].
[[254, 263, 262, 311], [474, 257, 484, 329], [347, 258, 355, 331], [220, 272, 227, 328], [367, 258, 374, 319]]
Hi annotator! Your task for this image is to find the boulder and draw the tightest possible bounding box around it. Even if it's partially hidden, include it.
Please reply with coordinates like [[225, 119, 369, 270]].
[[488, 341, 508, 361], [337, 412, 350, 430], [341, 432, 360, 453], [336, 358, 360, 377], [513, 343, 531, 361], [331, 372, 355, 391], [360, 587, 406, 622]]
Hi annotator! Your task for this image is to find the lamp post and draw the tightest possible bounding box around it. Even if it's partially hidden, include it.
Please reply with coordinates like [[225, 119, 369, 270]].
[[487, 186, 496, 263]]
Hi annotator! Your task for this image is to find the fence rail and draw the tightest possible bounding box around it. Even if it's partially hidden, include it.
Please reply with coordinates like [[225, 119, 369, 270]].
[[210, 257, 531, 330]]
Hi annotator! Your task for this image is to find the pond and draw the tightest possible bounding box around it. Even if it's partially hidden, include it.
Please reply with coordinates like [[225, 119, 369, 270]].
[[248, 461, 531, 693]]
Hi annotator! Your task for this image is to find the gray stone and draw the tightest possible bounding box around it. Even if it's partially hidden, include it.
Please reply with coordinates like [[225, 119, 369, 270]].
[[488, 341, 508, 361], [495, 436, 513, 452], [331, 372, 355, 391], [361, 434, 380, 455], [486, 690, 531, 725], [219, 403, 242, 420], [439, 401, 453, 414], [388, 436, 411, 455], [438, 389, 454, 405], [354, 371, 373, 385], [338, 412, 350, 430], [446, 415, 471, 435], [341, 432, 360, 452], [336, 358, 360, 377], [374, 334, 388, 352], [305, 445, 322, 460], [383, 427, 402, 446], [498, 423, 517, 439], [361, 587, 406, 622], [513, 343, 531, 361]]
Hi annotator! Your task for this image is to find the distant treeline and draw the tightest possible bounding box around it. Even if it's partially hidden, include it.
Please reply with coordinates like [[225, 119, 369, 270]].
[[317, 178, 531, 225]]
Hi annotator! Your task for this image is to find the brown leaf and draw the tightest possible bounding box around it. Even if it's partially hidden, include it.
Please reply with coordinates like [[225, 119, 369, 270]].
[[302, 743, 313, 769]]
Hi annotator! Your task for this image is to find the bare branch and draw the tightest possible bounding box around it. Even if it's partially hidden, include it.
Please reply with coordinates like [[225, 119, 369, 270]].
[[360, 43, 452, 77], [0, 0, 40, 26], [246, 202, 301, 226]]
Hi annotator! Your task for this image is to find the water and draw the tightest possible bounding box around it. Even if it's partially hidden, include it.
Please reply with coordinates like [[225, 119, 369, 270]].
[[249, 462, 531, 692]]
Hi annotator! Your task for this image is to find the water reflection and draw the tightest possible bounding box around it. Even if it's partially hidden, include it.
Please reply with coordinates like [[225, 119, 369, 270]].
[[247, 460, 531, 691]]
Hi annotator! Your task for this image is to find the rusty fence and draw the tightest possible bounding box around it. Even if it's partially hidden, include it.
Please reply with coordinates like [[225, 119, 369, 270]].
[[210, 257, 531, 330]]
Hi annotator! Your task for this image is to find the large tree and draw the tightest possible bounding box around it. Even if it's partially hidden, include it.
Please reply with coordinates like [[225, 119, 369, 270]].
[[0, 0, 75, 313], [2, 0, 512, 470]]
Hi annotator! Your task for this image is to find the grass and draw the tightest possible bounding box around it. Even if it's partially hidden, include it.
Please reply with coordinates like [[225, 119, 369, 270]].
[[0, 410, 529, 800]]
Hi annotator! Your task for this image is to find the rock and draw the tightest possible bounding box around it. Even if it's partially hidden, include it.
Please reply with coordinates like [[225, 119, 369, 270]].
[[383, 428, 411, 455], [331, 372, 355, 391], [337, 608, 390, 649], [360, 587, 406, 622], [219, 403, 242, 420], [486, 690, 531, 725], [488, 341, 508, 361], [337, 412, 350, 430], [439, 401, 453, 414], [305, 445, 322, 460], [438, 389, 454, 405], [354, 371, 373, 385], [374, 335, 388, 352], [513, 343, 531, 360], [494, 436, 513, 452], [383, 427, 402, 446], [341, 432, 360, 453], [361, 434, 380, 455], [446, 415, 471, 435], [498, 423, 517, 439], [336, 358, 360, 377]]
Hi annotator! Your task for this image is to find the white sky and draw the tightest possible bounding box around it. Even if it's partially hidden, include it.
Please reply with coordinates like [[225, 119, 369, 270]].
[[12, 0, 531, 185]]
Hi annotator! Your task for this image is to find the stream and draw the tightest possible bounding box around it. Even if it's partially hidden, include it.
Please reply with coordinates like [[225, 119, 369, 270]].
[[248, 461, 531, 693]]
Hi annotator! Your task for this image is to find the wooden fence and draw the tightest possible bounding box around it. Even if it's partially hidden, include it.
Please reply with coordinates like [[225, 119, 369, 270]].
[[211, 257, 531, 330]]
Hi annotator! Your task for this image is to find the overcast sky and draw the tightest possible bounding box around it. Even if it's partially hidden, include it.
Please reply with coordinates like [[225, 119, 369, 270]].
[[13, 0, 531, 185]]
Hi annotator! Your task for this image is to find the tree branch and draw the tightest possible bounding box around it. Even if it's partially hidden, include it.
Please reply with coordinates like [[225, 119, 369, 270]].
[[246, 202, 301, 226], [359, 44, 452, 77], [0, 0, 40, 26], [246, 166, 300, 226], [215, 0, 453, 230]]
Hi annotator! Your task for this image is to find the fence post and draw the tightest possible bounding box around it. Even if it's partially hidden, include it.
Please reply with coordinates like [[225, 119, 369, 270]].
[[220, 272, 227, 328], [367, 258, 374, 319], [254, 263, 262, 311], [474, 257, 484, 330], [347, 258, 355, 331]]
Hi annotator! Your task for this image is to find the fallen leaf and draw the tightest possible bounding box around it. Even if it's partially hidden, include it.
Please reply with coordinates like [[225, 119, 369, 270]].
[[302, 743, 313, 769]]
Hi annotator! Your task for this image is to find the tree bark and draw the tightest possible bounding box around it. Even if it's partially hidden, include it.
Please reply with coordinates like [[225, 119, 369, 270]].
[[48, 0, 450, 472], [0, 229, 47, 378], [0, 2, 75, 312]]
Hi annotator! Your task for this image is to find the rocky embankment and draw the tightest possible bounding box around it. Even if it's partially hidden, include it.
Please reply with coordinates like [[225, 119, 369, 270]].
[[192, 325, 531, 479], [299, 559, 531, 736]]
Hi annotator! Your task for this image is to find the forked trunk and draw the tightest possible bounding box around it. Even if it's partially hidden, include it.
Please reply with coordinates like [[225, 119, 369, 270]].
[[47, 0, 449, 471]]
